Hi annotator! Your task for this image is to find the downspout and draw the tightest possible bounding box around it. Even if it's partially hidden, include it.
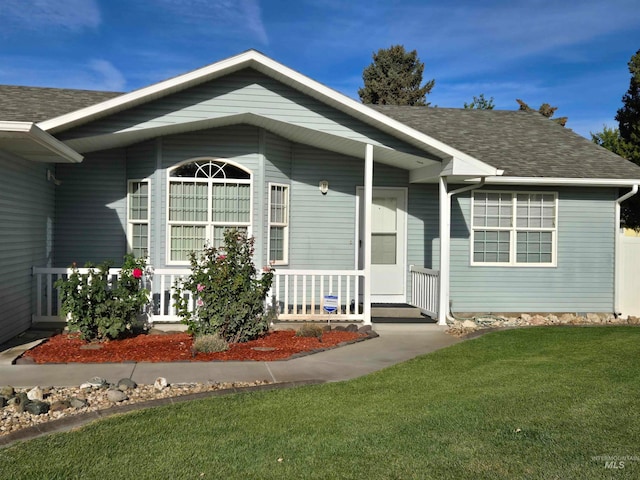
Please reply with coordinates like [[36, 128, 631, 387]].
[[614, 184, 639, 316], [438, 177, 486, 325]]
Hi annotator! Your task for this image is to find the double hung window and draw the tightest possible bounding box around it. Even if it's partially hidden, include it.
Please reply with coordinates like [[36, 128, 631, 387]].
[[127, 180, 150, 258], [472, 191, 557, 266]]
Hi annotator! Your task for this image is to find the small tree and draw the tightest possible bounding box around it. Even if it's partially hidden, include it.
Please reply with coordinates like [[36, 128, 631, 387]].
[[358, 45, 435, 106], [173, 229, 274, 343], [55, 255, 149, 341], [516, 99, 568, 127], [464, 94, 495, 110]]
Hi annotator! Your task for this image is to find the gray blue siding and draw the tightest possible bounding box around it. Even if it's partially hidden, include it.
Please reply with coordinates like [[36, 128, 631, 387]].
[[0, 154, 55, 343], [448, 187, 616, 313], [54, 149, 127, 267], [60, 69, 428, 158]]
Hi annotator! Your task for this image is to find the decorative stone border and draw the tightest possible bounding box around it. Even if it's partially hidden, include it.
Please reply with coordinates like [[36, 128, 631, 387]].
[[447, 313, 640, 337]]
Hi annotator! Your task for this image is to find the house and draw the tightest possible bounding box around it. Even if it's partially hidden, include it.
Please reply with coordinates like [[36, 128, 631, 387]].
[[1, 49, 640, 344]]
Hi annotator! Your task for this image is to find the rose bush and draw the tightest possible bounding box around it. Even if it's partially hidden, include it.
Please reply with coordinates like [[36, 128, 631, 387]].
[[55, 254, 150, 341], [173, 229, 275, 343]]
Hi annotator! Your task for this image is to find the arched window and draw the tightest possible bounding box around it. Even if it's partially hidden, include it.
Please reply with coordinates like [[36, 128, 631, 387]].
[[167, 159, 252, 263]]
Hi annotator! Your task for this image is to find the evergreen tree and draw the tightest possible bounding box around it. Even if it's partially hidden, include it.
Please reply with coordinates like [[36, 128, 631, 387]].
[[358, 45, 434, 106], [464, 94, 495, 110], [615, 49, 640, 164]]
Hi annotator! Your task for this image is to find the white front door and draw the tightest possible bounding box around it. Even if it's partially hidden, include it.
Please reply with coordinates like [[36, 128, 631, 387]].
[[358, 187, 407, 303]]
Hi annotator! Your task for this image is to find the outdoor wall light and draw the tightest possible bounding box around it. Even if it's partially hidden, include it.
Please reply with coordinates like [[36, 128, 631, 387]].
[[319, 180, 329, 195], [47, 169, 62, 186]]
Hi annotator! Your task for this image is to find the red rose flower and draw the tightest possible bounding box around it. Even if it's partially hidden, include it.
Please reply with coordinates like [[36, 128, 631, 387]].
[[132, 268, 143, 279]]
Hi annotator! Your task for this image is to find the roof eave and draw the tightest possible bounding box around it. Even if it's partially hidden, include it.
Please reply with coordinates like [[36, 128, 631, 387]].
[[0, 121, 83, 163], [38, 50, 499, 174]]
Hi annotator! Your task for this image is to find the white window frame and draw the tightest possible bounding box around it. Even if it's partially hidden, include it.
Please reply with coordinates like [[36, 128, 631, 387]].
[[127, 179, 150, 259], [165, 158, 253, 265], [470, 190, 558, 267], [268, 182, 290, 265]]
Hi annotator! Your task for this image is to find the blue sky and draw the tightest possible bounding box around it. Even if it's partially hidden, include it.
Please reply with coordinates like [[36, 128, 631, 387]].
[[1, 0, 639, 139]]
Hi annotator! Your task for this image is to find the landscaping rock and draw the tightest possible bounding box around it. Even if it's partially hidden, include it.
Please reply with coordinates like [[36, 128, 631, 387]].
[[462, 320, 477, 329], [27, 386, 44, 401], [117, 378, 137, 391], [70, 397, 89, 409], [322, 325, 332, 332], [628, 316, 640, 325], [24, 401, 50, 415], [154, 377, 168, 391], [529, 315, 547, 326], [106, 389, 128, 403], [345, 324, 358, 332], [87, 377, 108, 388], [50, 400, 72, 412], [358, 325, 372, 334], [0, 386, 15, 398], [10, 393, 29, 413]]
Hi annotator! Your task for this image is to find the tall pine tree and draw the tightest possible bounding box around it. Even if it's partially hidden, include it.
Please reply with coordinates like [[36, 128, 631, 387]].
[[615, 49, 640, 164], [358, 45, 434, 106]]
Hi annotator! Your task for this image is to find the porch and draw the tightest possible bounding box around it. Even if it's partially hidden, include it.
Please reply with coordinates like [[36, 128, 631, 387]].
[[31, 266, 440, 325]]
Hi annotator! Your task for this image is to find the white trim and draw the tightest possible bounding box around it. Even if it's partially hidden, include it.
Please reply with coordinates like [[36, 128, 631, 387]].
[[470, 190, 558, 267], [126, 179, 151, 258], [0, 121, 83, 163], [164, 158, 254, 266], [480, 176, 640, 187], [267, 182, 290, 266], [615, 185, 639, 315], [37, 50, 500, 178], [363, 145, 373, 325]]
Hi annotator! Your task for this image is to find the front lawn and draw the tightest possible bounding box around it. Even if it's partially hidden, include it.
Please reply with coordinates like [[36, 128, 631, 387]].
[[1, 327, 639, 479]]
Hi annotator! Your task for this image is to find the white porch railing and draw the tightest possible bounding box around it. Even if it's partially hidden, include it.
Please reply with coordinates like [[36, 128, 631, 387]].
[[270, 269, 365, 321], [409, 265, 439, 318], [32, 267, 122, 322], [32, 267, 366, 324]]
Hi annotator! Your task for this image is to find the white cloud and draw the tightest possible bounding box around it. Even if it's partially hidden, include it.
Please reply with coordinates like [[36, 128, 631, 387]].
[[0, 57, 126, 91], [154, 0, 268, 44], [0, 0, 100, 31], [88, 60, 127, 91]]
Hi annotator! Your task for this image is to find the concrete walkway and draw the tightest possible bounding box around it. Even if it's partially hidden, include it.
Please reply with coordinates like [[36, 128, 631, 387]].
[[0, 324, 461, 388]]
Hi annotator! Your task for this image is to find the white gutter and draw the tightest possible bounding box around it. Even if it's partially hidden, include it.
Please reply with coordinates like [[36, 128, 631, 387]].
[[437, 177, 486, 325], [614, 184, 639, 316], [0, 121, 83, 163], [479, 176, 640, 187]]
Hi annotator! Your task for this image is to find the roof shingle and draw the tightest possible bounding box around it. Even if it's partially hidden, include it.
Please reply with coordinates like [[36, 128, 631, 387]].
[[371, 105, 640, 180], [0, 85, 121, 123]]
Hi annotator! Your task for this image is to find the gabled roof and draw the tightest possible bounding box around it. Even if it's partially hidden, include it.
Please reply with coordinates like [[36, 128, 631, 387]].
[[372, 105, 640, 181], [0, 85, 121, 123], [35, 50, 501, 179]]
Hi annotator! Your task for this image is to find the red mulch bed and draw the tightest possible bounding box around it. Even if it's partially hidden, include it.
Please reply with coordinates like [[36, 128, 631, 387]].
[[22, 330, 367, 363]]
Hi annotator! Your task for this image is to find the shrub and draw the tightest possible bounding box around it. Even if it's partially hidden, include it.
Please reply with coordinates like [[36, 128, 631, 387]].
[[55, 255, 150, 342], [192, 333, 229, 354], [173, 229, 274, 343], [296, 323, 324, 340]]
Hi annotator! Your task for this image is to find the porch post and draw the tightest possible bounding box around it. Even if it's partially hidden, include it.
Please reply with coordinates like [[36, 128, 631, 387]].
[[438, 176, 449, 325], [363, 144, 373, 325]]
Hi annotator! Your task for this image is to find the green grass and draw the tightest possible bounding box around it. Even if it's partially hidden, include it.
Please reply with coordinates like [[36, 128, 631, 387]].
[[2, 326, 640, 479]]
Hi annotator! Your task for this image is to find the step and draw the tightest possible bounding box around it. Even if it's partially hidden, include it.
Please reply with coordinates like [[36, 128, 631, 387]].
[[371, 304, 424, 318]]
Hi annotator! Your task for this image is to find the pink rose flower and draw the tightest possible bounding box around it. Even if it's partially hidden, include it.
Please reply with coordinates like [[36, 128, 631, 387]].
[[196, 298, 204, 307], [196, 283, 205, 292], [218, 255, 226, 261], [132, 268, 143, 279]]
